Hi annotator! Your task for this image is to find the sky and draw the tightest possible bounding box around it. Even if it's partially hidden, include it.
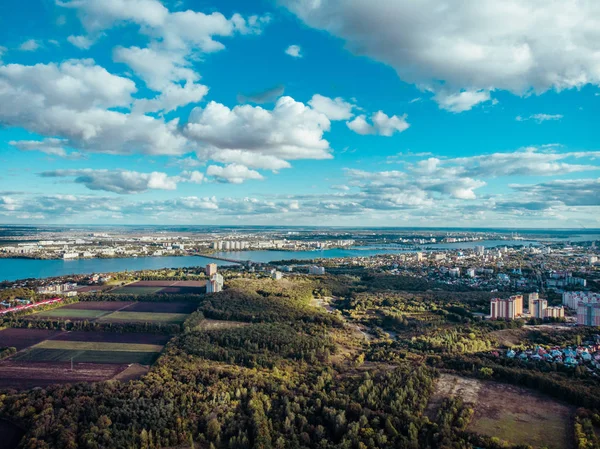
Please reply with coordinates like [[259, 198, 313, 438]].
[[0, 0, 599, 228]]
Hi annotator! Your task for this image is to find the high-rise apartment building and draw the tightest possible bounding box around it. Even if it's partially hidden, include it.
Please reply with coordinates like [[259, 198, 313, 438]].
[[206, 263, 217, 276], [531, 299, 548, 319], [528, 292, 539, 313], [563, 292, 600, 310], [206, 273, 223, 293], [577, 302, 600, 326], [490, 295, 523, 320], [545, 306, 565, 319]]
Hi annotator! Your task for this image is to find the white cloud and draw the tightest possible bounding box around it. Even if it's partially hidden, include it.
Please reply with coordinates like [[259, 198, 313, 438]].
[[309, 94, 354, 120], [331, 184, 350, 191], [9, 138, 83, 159], [67, 35, 94, 49], [434, 90, 492, 113], [347, 111, 409, 136], [510, 178, 600, 207], [282, 0, 600, 111], [113, 45, 198, 90], [40, 169, 182, 194], [19, 39, 41, 51], [133, 81, 208, 113], [285, 45, 302, 58], [0, 59, 135, 110], [64, 0, 267, 114], [516, 113, 563, 123], [447, 147, 598, 178], [0, 59, 187, 156], [177, 170, 205, 184], [38, 169, 207, 194], [185, 96, 333, 165], [206, 164, 264, 184], [58, 0, 170, 32], [197, 149, 291, 171]]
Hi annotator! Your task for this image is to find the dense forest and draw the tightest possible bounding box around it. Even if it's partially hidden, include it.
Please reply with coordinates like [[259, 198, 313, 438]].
[[1, 273, 600, 448]]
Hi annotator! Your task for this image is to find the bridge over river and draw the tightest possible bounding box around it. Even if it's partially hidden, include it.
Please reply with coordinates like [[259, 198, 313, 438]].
[[195, 253, 252, 265]]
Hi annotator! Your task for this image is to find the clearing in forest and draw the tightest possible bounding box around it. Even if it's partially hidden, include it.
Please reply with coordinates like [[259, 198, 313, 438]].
[[195, 319, 250, 331], [428, 373, 574, 449]]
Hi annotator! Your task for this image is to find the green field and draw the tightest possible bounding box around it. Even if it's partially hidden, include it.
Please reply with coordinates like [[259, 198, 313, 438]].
[[34, 340, 164, 353], [110, 286, 165, 295], [13, 348, 160, 365], [34, 309, 110, 319], [99, 311, 189, 323]]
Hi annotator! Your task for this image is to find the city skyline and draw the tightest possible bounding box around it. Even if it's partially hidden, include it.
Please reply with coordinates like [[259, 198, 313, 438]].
[[1, 0, 599, 227]]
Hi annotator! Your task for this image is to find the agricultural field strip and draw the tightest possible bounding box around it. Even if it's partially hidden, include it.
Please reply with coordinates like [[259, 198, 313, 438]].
[[32, 340, 164, 352], [97, 311, 189, 322], [12, 349, 160, 365], [33, 301, 134, 320], [34, 309, 112, 319]]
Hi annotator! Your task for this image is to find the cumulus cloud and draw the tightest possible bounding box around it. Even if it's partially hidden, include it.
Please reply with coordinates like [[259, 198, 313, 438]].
[[282, 0, 600, 111], [445, 147, 598, 178], [19, 39, 41, 51], [309, 94, 354, 120], [0, 59, 135, 110], [67, 35, 94, 49], [186, 96, 333, 167], [39, 169, 183, 194], [206, 164, 264, 184], [347, 111, 410, 136], [177, 170, 205, 184], [346, 168, 485, 201], [285, 45, 302, 58], [38, 169, 206, 194], [511, 178, 600, 207], [9, 138, 84, 159], [0, 59, 187, 156], [434, 90, 492, 113], [197, 149, 291, 171], [62, 1, 267, 115], [516, 113, 564, 123], [133, 81, 208, 113]]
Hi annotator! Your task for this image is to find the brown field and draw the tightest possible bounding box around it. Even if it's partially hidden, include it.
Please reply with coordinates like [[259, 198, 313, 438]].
[[61, 301, 135, 311], [0, 360, 129, 390], [0, 328, 60, 350], [429, 374, 574, 449], [53, 331, 171, 345]]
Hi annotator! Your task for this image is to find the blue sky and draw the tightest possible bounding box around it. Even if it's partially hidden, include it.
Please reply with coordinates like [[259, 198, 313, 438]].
[[0, 0, 599, 227]]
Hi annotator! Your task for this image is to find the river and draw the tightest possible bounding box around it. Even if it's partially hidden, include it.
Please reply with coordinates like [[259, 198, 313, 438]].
[[0, 239, 547, 282], [0, 255, 228, 282]]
